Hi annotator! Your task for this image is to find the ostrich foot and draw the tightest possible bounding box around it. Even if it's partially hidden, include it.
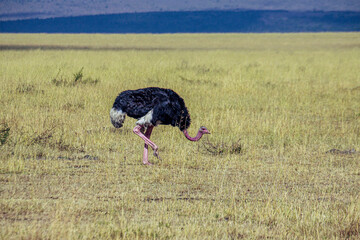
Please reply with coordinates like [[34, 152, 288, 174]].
[[143, 159, 152, 165], [153, 148, 161, 160], [143, 146, 153, 165]]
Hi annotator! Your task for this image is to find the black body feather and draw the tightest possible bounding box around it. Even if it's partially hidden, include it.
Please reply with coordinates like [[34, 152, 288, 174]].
[[112, 87, 191, 131]]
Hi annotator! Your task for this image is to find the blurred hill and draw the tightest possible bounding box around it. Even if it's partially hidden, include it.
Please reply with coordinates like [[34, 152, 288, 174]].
[[1, 10, 359, 33], [1, 0, 360, 20]]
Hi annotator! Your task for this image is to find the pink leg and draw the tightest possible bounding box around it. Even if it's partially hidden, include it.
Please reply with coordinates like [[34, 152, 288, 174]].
[[143, 126, 153, 165], [133, 125, 160, 165]]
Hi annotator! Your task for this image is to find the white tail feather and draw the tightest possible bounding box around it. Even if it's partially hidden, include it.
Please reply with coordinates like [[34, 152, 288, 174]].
[[110, 108, 126, 128]]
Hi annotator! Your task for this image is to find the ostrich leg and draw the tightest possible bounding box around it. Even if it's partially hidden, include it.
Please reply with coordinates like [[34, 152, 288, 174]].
[[143, 126, 154, 165], [133, 125, 160, 163]]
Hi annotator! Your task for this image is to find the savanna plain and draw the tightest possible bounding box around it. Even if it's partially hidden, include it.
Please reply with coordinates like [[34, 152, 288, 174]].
[[0, 33, 360, 239]]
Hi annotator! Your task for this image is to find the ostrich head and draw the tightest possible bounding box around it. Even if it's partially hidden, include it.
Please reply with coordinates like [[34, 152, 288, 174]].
[[199, 126, 211, 135], [183, 126, 210, 141]]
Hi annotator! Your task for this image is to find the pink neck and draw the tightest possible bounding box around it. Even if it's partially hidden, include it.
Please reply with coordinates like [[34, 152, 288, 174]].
[[183, 129, 203, 141]]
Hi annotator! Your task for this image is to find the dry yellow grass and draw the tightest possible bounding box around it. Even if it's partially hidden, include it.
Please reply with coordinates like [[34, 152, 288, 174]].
[[0, 33, 360, 239]]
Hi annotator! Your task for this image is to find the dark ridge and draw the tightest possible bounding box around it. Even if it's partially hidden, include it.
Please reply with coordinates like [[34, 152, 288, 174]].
[[0, 44, 249, 52], [1, 43, 359, 52], [0, 44, 175, 51], [1, 10, 360, 33]]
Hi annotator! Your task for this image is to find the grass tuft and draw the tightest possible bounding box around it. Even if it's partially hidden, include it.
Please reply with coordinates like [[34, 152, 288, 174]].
[[0, 122, 10, 145], [51, 67, 99, 86], [201, 138, 243, 155]]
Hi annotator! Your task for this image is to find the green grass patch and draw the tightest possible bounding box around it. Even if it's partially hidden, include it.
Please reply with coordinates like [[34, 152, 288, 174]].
[[0, 33, 359, 239]]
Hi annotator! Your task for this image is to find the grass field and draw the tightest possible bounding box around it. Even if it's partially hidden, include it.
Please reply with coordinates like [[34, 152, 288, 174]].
[[0, 33, 360, 239]]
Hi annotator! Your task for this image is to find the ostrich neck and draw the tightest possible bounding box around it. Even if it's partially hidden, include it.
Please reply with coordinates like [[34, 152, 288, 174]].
[[183, 129, 203, 141]]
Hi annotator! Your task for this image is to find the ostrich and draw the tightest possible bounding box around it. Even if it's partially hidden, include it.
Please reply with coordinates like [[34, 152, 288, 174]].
[[110, 87, 210, 165]]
